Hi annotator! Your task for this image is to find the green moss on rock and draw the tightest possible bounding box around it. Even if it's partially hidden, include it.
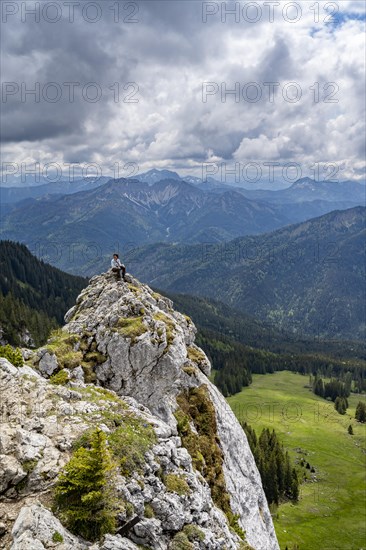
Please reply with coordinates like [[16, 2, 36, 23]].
[[117, 316, 147, 344], [50, 369, 69, 386], [164, 473, 190, 496], [170, 532, 194, 550], [52, 531, 64, 543], [182, 365, 197, 376], [183, 524, 205, 542], [238, 542, 256, 550], [187, 346, 206, 366], [144, 503, 155, 518], [81, 363, 97, 383], [154, 312, 175, 350], [21, 458, 38, 473], [175, 385, 246, 540], [46, 329, 82, 369]]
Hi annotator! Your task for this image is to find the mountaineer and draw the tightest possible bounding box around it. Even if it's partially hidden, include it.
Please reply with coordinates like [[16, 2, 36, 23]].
[[111, 253, 126, 281]]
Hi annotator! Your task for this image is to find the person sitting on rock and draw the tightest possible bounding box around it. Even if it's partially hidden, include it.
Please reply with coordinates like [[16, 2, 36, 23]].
[[111, 253, 126, 281]]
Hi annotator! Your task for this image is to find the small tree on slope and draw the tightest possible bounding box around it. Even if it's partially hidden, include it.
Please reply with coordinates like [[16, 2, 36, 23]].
[[54, 428, 118, 541]]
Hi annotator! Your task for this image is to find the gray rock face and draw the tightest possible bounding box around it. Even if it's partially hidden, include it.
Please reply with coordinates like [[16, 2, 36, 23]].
[[3, 273, 280, 550], [201, 372, 278, 549], [1, 354, 242, 549], [62, 272, 279, 550], [38, 352, 58, 377], [65, 273, 198, 426], [11, 505, 88, 549]]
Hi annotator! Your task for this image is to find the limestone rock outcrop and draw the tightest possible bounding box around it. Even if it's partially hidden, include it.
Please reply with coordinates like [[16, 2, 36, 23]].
[[1, 272, 279, 550]]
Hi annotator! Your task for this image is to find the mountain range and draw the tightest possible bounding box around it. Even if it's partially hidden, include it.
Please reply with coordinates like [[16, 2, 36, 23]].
[[1, 172, 364, 274], [0, 176, 110, 204], [1, 168, 365, 201], [124, 206, 366, 341], [233, 177, 366, 204]]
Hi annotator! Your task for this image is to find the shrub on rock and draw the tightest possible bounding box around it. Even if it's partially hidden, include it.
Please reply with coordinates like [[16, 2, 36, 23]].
[[54, 428, 118, 541]]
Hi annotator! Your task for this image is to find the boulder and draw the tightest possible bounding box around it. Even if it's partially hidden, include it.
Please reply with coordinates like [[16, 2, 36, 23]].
[[38, 352, 58, 377], [10, 504, 88, 549]]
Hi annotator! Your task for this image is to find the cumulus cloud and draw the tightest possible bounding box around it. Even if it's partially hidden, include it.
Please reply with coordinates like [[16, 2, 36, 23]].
[[0, 0, 365, 186]]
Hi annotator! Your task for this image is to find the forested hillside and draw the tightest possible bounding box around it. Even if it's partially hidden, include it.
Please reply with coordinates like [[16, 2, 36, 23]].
[[127, 207, 366, 340], [165, 292, 366, 397], [0, 241, 87, 345]]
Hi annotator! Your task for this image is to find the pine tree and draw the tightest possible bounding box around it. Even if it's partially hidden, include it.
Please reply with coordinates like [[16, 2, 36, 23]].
[[54, 429, 118, 541], [348, 425, 354, 435], [242, 422, 298, 506], [313, 377, 325, 397], [291, 468, 299, 501], [334, 396, 348, 415], [355, 402, 366, 423]]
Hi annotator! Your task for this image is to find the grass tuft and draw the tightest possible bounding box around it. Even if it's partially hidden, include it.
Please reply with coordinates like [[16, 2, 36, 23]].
[[164, 473, 190, 496], [46, 329, 82, 369], [187, 346, 206, 365], [52, 531, 64, 543], [117, 316, 147, 344], [170, 532, 193, 550], [108, 415, 156, 476], [183, 524, 205, 542], [50, 369, 69, 386], [154, 312, 175, 350]]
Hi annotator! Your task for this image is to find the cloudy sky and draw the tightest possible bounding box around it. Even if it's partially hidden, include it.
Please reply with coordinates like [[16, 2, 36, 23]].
[[1, 0, 365, 186]]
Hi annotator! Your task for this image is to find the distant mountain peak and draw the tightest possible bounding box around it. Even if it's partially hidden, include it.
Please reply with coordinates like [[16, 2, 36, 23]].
[[289, 177, 318, 190], [136, 168, 182, 185]]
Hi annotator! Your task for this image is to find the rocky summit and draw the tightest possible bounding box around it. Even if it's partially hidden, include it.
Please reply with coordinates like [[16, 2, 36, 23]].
[[0, 271, 279, 550]]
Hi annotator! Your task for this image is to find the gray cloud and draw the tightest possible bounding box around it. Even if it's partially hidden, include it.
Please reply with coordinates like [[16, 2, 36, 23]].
[[1, 0, 365, 184]]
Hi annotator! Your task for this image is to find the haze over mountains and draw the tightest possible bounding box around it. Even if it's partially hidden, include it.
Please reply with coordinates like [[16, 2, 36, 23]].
[[0, 169, 364, 272], [0, 177, 110, 203], [2, 168, 365, 200]]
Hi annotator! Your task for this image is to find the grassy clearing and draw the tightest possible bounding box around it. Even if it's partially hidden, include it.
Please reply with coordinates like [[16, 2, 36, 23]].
[[227, 371, 366, 550]]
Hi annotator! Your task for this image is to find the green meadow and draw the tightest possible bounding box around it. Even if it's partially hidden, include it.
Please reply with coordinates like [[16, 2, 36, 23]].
[[227, 371, 366, 550]]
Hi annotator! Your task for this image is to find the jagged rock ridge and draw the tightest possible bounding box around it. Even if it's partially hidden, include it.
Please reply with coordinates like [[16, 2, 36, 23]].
[[1, 272, 279, 550]]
